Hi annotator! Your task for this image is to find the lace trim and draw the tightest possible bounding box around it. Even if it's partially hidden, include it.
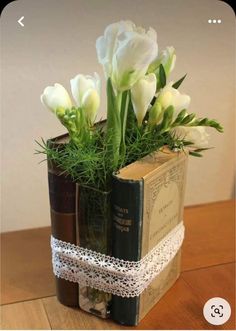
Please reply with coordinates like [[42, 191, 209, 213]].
[[51, 221, 184, 297]]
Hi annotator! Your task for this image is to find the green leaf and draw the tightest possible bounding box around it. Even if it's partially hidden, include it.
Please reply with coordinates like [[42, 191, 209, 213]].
[[172, 109, 187, 125], [106, 78, 121, 168], [189, 151, 203, 157], [120, 90, 130, 163], [198, 118, 209, 126], [126, 98, 136, 131], [194, 147, 213, 153], [195, 117, 224, 132], [180, 113, 195, 125], [207, 120, 224, 133], [182, 140, 194, 146], [158, 105, 174, 133], [159, 64, 166, 88], [172, 74, 187, 89]]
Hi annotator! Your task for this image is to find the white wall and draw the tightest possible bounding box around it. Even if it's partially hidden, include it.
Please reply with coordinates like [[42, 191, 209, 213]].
[[1, 0, 235, 232]]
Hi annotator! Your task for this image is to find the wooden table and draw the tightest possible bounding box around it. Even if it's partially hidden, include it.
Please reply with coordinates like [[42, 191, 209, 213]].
[[1, 200, 235, 330]]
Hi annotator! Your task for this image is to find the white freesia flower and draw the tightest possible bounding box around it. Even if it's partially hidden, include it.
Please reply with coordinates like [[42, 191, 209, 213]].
[[149, 46, 176, 75], [96, 21, 133, 79], [81, 89, 100, 124], [40, 83, 72, 113], [70, 73, 100, 107], [171, 126, 209, 148], [131, 73, 157, 126], [162, 46, 176, 73], [96, 20, 158, 91], [157, 82, 191, 112]]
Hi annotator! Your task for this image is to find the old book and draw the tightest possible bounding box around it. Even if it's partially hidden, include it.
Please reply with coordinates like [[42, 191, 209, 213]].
[[47, 119, 106, 307], [47, 134, 79, 307], [111, 148, 188, 325]]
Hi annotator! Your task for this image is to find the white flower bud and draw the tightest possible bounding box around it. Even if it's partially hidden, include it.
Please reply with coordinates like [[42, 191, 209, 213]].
[[40, 83, 72, 113], [82, 89, 100, 124], [131, 73, 157, 126]]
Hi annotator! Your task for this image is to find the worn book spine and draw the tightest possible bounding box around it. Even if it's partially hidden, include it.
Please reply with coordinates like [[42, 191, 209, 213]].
[[111, 178, 143, 326], [47, 139, 78, 307]]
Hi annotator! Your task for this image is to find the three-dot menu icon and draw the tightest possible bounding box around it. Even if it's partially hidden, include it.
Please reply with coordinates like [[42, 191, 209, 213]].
[[208, 19, 221, 24]]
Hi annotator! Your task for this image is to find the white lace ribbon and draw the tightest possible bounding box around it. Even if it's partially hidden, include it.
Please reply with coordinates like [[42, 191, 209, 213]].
[[51, 221, 184, 297]]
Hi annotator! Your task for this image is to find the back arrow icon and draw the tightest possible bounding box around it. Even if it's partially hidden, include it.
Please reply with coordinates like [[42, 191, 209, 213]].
[[18, 16, 24, 27]]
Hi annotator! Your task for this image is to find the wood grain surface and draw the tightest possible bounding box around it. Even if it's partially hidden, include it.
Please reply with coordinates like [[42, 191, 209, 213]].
[[1, 200, 235, 330], [0, 299, 51, 330], [182, 200, 235, 271], [1, 227, 55, 305]]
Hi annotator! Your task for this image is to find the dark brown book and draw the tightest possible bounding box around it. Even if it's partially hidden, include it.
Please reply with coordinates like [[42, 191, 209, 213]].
[[47, 134, 78, 307], [47, 120, 106, 307]]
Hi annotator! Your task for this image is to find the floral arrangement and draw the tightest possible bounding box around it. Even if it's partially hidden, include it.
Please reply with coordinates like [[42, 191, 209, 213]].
[[38, 20, 223, 191]]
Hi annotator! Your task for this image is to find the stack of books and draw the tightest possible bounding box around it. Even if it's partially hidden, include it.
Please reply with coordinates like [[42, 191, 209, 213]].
[[48, 133, 188, 326]]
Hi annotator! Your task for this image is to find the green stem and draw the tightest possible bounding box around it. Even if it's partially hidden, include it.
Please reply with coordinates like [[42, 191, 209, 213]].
[[106, 79, 121, 169], [116, 91, 122, 114], [119, 91, 130, 167]]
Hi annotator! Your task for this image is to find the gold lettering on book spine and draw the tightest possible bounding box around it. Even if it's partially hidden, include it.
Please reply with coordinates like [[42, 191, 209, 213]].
[[113, 203, 132, 232]]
